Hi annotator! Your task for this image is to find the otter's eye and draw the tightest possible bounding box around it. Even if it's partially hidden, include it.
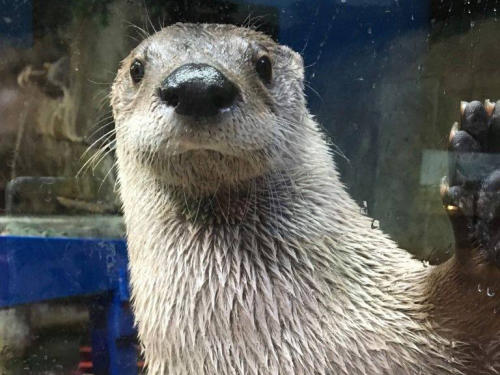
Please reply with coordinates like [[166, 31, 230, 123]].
[[255, 55, 272, 84], [130, 59, 145, 83]]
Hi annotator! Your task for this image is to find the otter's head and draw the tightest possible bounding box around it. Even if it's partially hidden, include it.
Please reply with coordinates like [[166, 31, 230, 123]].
[[112, 23, 309, 196]]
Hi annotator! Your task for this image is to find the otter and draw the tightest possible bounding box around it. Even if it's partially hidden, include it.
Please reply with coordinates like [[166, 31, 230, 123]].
[[111, 23, 500, 374]]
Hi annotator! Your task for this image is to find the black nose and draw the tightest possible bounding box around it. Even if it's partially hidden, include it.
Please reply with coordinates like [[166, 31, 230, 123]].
[[159, 63, 239, 117]]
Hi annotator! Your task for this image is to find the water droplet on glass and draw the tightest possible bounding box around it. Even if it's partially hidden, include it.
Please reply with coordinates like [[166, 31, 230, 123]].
[[371, 219, 379, 229], [487, 287, 495, 297], [367, 27, 372, 35], [470, 20, 475, 27], [478, 283, 483, 293]]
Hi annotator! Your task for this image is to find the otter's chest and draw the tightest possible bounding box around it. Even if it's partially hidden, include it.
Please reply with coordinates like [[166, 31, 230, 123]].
[[126, 220, 353, 374]]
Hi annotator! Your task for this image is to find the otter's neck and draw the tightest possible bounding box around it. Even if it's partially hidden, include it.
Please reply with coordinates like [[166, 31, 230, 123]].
[[119, 158, 460, 374]]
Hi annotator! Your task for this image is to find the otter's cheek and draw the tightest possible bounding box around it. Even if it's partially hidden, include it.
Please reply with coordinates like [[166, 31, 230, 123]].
[[223, 110, 275, 152], [117, 112, 166, 154]]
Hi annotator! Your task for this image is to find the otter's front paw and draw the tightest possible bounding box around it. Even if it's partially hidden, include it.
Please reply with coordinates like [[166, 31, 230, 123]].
[[441, 100, 500, 271]]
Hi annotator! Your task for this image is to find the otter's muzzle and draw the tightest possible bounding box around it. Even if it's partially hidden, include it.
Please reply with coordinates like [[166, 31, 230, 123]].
[[158, 63, 239, 117]]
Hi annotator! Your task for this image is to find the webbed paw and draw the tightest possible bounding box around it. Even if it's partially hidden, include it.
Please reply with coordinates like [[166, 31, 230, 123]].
[[441, 100, 500, 273]]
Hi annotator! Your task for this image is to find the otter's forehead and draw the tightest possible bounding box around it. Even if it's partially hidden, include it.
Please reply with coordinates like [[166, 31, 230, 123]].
[[133, 23, 277, 67]]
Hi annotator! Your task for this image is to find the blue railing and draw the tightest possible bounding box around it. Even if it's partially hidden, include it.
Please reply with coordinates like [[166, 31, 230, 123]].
[[0, 236, 137, 375]]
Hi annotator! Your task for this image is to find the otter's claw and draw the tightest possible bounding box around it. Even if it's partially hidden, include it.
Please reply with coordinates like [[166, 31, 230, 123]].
[[442, 100, 500, 267]]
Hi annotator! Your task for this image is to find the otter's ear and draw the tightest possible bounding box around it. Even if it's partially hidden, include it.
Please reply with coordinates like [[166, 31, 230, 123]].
[[276, 45, 304, 80]]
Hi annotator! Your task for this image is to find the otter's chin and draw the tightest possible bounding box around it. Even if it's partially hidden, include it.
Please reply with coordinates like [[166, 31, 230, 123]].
[[168, 137, 229, 156], [158, 148, 269, 195]]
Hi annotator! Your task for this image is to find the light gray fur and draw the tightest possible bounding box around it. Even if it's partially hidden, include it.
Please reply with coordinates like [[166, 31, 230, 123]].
[[112, 24, 499, 374]]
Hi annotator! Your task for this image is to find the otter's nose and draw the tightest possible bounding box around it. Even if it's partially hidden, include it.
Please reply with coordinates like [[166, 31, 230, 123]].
[[159, 63, 239, 117]]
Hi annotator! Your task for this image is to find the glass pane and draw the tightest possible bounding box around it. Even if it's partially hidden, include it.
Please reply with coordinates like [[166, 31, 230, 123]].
[[1, 0, 499, 373]]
